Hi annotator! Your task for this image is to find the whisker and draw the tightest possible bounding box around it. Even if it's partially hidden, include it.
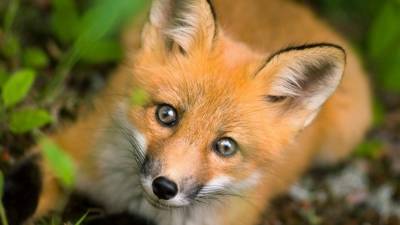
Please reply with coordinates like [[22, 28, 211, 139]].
[[109, 114, 146, 168]]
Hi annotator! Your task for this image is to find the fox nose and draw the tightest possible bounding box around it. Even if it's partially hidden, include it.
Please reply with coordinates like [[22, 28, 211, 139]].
[[152, 176, 178, 200]]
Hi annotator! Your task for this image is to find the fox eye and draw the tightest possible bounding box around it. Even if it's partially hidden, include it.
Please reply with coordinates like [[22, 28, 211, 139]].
[[213, 137, 238, 157], [156, 104, 178, 127]]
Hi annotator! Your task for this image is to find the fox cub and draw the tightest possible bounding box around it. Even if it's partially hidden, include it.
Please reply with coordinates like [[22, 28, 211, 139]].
[[30, 0, 371, 224]]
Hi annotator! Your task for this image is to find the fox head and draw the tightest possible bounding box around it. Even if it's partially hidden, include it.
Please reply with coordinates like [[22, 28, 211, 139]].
[[115, 0, 345, 209]]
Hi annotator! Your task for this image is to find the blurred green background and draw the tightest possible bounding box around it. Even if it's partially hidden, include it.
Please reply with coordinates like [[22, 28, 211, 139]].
[[0, 0, 399, 224]]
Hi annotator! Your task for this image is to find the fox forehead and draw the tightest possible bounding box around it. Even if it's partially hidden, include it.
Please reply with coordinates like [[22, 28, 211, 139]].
[[141, 60, 264, 133], [135, 38, 265, 110]]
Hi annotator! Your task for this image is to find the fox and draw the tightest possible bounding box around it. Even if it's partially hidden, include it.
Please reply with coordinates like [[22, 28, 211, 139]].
[[24, 0, 371, 224]]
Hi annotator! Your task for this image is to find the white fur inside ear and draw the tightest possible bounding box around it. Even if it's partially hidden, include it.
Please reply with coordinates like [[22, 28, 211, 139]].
[[149, 0, 199, 51], [271, 64, 305, 97], [305, 63, 343, 111], [271, 57, 343, 112], [164, 6, 199, 51], [148, 0, 214, 52], [149, 0, 172, 27]]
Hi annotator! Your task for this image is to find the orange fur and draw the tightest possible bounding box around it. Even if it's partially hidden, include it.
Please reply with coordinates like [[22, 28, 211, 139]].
[[33, 0, 371, 224]]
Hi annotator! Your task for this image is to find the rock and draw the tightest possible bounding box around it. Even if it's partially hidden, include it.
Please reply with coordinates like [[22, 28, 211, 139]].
[[368, 184, 400, 220], [327, 160, 369, 204]]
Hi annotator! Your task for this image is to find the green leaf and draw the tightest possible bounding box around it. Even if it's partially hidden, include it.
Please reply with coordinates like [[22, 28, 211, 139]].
[[9, 108, 52, 133], [130, 88, 150, 106], [23, 47, 49, 69], [380, 49, 400, 92], [355, 139, 384, 159], [80, 40, 122, 64], [40, 137, 76, 188], [1, 34, 20, 58], [79, 0, 147, 41], [42, 0, 148, 103], [2, 69, 36, 108], [51, 0, 81, 43], [69, 0, 148, 62], [368, 2, 400, 59]]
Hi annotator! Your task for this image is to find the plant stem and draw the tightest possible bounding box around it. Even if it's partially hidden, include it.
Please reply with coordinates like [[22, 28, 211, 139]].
[[4, 0, 20, 36], [41, 48, 79, 105], [0, 203, 9, 225]]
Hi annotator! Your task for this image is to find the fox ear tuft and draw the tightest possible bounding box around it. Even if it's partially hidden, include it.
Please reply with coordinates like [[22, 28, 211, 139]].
[[256, 43, 346, 127], [145, 0, 217, 53]]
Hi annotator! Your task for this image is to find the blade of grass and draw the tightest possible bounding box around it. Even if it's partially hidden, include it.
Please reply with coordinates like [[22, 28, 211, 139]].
[[3, 0, 20, 35], [74, 212, 88, 225], [0, 204, 8, 225], [0, 171, 9, 225]]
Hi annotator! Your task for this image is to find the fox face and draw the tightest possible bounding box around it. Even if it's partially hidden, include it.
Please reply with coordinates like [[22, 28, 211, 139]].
[[105, 0, 345, 211]]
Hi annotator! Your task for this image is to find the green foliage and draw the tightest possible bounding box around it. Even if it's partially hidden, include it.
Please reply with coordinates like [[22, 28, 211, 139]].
[[379, 50, 400, 92], [51, 0, 147, 63], [40, 137, 76, 189], [0, 0, 144, 224], [315, 0, 400, 94], [3, 0, 19, 34], [1, 34, 20, 58], [74, 212, 88, 225], [69, 0, 147, 63], [51, 0, 80, 44], [79, 40, 122, 64], [0, 69, 52, 134], [0, 0, 149, 134], [22, 47, 49, 69], [368, 0, 400, 93], [2, 0, 20, 59], [368, 2, 400, 59], [1, 69, 35, 108], [43, 0, 147, 103], [10, 108, 52, 134], [355, 139, 384, 159]]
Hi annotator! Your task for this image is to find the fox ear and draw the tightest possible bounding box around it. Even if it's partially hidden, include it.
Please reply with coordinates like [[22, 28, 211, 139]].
[[142, 0, 217, 53], [256, 44, 346, 128]]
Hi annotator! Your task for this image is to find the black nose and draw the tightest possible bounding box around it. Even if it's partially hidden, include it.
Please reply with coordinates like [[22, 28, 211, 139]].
[[152, 176, 178, 200]]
